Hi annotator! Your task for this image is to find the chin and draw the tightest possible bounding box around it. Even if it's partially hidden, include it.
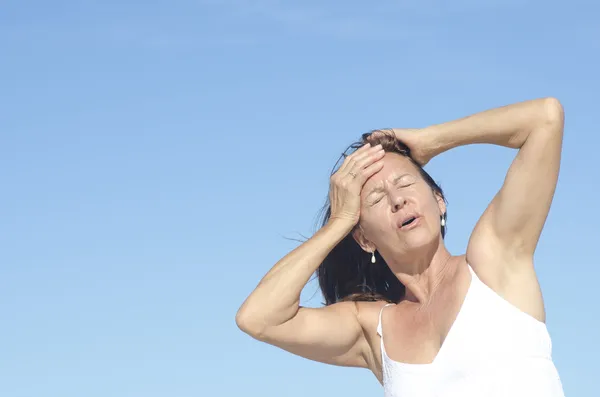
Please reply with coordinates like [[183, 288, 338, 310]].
[[398, 226, 439, 250]]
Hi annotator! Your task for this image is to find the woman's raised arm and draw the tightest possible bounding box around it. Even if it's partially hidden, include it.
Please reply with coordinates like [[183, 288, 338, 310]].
[[236, 143, 386, 367], [391, 97, 564, 320]]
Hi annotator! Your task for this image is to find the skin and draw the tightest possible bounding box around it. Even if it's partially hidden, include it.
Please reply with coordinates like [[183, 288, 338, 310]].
[[236, 97, 564, 384]]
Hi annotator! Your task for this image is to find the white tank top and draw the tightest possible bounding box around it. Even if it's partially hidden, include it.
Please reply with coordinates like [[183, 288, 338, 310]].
[[377, 265, 565, 397]]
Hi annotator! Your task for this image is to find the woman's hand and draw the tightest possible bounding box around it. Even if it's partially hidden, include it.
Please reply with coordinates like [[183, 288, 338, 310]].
[[371, 128, 434, 166], [391, 128, 429, 165], [328, 143, 385, 226]]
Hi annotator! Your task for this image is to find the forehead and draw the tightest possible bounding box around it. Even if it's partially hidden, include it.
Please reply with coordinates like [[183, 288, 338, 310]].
[[363, 153, 419, 189]]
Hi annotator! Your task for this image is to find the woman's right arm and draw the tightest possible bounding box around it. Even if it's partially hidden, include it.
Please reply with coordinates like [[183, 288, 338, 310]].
[[235, 143, 385, 368], [236, 219, 368, 367]]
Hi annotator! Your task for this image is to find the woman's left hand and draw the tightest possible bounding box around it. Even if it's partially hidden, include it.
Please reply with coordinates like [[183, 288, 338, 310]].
[[373, 128, 434, 166]]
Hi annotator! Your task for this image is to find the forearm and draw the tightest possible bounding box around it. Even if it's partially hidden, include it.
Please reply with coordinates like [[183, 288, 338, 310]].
[[236, 219, 353, 335], [418, 97, 561, 159]]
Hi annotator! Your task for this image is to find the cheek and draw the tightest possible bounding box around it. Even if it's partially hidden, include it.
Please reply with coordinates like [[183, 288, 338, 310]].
[[360, 207, 394, 239], [360, 212, 380, 234], [426, 197, 440, 213], [416, 188, 440, 212]]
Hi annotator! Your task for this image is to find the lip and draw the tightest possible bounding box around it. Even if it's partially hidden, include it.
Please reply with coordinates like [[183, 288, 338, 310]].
[[398, 215, 421, 230]]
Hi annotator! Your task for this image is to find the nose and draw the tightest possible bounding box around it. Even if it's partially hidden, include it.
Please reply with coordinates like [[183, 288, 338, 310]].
[[390, 192, 407, 213]]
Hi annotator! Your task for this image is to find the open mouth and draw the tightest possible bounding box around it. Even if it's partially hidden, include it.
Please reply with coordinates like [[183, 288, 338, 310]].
[[401, 216, 417, 227]]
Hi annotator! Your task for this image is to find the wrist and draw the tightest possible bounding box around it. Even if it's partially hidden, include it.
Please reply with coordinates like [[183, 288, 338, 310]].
[[325, 217, 356, 236], [419, 125, 451, 161]]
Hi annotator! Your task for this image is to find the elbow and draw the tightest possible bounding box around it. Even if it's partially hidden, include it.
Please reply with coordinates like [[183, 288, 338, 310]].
[[541, 97, 565, 128], [524, 97, 564, 143], [235, 307, 267, 340]]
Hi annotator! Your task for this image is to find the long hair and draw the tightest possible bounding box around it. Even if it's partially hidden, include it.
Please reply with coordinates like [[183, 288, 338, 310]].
[[316, 130, 447, 305]]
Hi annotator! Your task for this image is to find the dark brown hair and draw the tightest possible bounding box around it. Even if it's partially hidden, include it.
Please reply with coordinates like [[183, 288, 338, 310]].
[[316, 130, 447, 305]]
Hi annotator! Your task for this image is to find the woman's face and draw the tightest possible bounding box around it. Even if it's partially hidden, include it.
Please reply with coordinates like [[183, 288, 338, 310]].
[[356, 152, 446, 261]]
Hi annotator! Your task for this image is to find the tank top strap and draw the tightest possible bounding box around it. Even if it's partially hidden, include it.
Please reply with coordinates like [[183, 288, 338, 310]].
[[377, 303, 395, 337]]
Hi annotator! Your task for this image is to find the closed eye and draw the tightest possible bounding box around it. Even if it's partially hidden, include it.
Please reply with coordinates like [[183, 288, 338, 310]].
[[371, 196, 383, 205], [395, 174, 417, 187]]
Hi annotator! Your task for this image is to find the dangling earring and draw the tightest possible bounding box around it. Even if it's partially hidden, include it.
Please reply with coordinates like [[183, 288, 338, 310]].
[[441, 216, 446, 227], [371, 251, 376, 264]]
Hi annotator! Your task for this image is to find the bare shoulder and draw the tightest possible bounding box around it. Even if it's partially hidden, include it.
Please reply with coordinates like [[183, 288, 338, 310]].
[[355, 300, 389, 332], [354, 300, 392, 377]]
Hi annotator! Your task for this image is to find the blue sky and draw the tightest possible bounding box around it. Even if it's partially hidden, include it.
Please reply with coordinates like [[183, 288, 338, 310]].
[[1, 1, 598, 396]]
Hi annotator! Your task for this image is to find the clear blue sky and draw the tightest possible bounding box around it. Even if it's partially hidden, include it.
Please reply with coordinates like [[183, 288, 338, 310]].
[[1, 1, 598, 396]]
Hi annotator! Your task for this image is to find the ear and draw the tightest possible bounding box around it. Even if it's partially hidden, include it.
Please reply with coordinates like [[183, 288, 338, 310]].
[[352, 225, 376, 253], [434, 191, 446, 217]]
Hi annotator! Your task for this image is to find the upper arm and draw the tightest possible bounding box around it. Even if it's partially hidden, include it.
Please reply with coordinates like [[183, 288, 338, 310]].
[[467, 98, 564, 277], [249, 301, 370, 368]]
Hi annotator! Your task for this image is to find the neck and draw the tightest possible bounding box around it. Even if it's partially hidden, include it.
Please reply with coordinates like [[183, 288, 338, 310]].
[[391, 240, 456, 303]]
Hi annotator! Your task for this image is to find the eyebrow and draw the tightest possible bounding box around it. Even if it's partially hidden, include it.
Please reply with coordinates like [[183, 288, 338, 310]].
[[366, 174, 412, 197]]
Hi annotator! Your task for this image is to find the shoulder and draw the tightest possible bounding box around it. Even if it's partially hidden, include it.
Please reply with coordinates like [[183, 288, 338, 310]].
[[322, 300, 389, 332], [355, 300, 392, 325], [353, 300, 392, 377]]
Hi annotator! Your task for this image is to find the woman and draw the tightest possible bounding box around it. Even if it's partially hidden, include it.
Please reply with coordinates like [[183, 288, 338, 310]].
[[236, 98, 565, 396]]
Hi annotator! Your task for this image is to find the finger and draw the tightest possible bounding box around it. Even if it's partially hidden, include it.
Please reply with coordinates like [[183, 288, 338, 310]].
[[353, 143, 382, 159], [339, 143, 371, 173], [352, 146, 385, 171], [340, 144, 382, 174], [346, 146, 385, 178], [358, 157, 385, 183]]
